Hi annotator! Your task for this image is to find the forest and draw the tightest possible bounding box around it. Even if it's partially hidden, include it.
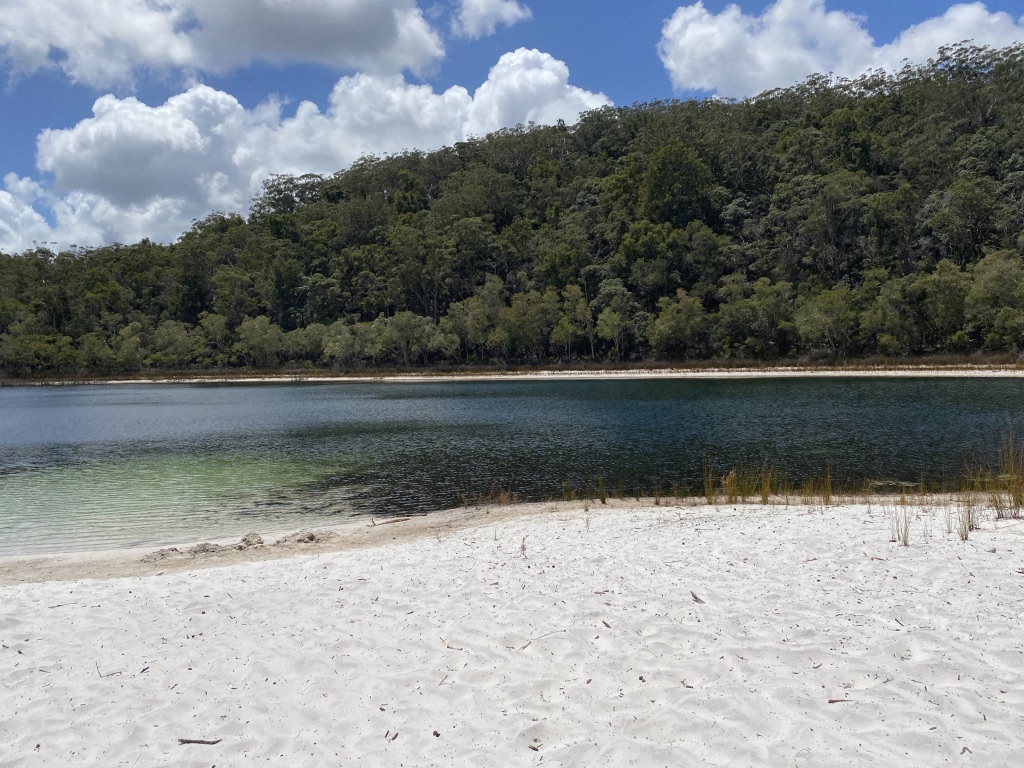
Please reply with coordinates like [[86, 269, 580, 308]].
[[2, 43, 1023, 377]]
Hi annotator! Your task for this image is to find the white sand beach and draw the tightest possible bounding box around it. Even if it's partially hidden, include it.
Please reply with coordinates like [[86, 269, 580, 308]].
[[23, 363, 1024, 388], [2, 500, 1022, 767]]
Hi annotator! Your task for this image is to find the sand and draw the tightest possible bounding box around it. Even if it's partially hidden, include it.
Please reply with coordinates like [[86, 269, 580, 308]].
[[2, 500, 1022, 767], [13, 363, 1024, 388]]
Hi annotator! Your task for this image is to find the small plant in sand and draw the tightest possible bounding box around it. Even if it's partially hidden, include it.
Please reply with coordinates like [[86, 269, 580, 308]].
[[721, 470, 739, 504], [956, 495, 977, 541], [478, 484, 516, 506], [561, 480, 576, 501], [898, 508, 911, 546], [703, 457, 717, 504], [799, 479, 818, 508], [760, 466, 774, 505], [779, 475, 793, 507], [957, 509, 970, 541], [995, 434, 1024, 519], [990, 489, 1007, 520], [861, 479, 873, 506], [890, 506, 910, 546], [519, 535, 528, 558]]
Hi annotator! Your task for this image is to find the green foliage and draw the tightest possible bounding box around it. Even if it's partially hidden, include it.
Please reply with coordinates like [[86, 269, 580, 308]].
[[4, 43, 1024, 377]]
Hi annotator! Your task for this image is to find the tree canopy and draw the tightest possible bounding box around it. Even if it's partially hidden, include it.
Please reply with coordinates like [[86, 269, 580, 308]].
[[3, 44, 1024, 377]]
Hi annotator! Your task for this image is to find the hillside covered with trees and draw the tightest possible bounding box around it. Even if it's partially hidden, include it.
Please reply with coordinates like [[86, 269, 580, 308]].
[[2, 43, 1024, 377]]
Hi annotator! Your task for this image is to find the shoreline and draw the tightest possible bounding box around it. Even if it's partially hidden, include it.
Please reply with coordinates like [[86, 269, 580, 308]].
[[0, 500, 599, 586], [4, 362, 1024, 387], [3, 494, 1021, 586]]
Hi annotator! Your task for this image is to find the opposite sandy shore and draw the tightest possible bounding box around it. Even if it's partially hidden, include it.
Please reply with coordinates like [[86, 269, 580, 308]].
[[6, 363, 1024, 387], [2, 500, 1022, 766]]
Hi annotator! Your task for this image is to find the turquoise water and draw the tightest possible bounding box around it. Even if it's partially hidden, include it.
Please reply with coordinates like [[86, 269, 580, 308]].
[[1, 378, 1023, 556]]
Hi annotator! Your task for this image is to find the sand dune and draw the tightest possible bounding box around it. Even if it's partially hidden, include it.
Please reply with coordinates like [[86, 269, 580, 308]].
[[2, 501, 1022, 766]]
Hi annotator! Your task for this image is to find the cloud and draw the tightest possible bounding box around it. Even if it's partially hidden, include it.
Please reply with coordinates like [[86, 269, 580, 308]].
[[466, 48, 607, 134], [658, 1, 1024, 99], [0, 49, 609, 252], [452, 0, 532, 39], [0, 0, 444, 87], [0, 176, 57, 250]]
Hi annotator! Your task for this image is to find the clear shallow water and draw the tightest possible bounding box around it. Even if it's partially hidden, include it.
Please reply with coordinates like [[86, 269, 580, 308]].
[[1, 378, 1023, 556]]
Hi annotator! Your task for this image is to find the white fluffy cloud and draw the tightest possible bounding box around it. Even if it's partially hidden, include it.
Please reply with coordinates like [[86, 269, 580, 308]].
[[452, 0, 532, 39], [0, 49, 609, 252], [0, 0, 444, 87], [659, 1, 1024, 99]]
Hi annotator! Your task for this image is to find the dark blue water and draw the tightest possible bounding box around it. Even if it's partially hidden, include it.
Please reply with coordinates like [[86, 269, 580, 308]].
[[1, 377, 1022, 555]]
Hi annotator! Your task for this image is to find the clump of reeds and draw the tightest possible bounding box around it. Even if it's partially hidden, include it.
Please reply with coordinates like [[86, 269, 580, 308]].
[[953, 488, 980, 541], [670, 481, 683, 501], [598, 477, 607, 504], [888, 503, 910, 546], [760, 465, 774, 505], [561, 480, 576, 501], [721, 470, 739, 504], [996, 434, 1024, 520], [703, 457, 717, 505], [475, 484, 517, 506]]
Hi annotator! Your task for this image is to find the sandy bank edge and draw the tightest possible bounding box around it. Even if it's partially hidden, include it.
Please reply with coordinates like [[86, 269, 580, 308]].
[[7, 365, 1024, 387], [0, 500, 632, 586]]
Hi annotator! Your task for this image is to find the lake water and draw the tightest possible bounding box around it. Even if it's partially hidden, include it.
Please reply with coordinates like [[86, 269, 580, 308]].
[[2, 377, 1023, 556]]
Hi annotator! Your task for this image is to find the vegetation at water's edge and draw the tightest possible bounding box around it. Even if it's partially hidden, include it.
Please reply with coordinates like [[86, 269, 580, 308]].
[[3, 44, 1024, 378]]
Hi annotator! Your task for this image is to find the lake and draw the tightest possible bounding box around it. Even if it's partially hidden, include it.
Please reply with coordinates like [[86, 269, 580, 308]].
[[1, 377, 1023, 556]]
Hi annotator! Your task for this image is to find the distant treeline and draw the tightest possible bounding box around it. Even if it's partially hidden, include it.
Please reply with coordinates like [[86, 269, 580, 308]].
[[3, 43, 1024, 377]]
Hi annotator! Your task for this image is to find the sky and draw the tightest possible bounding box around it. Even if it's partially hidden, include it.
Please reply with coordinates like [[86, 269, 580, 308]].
[[0, 0, 1022, 253]]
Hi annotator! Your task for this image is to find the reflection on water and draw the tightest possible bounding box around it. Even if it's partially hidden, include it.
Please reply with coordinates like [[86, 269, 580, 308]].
[[1, 378, 1022, 556]]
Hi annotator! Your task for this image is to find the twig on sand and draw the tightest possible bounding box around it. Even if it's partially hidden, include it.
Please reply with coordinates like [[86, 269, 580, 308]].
[[177, 738, 222, 745], [369, 517, 412, 527], [95, 662, 121, 679], [827, 699, 855, 704], [509, 629, 566, 651], [690, 591, 706, 604], [440, 637, 464, 651]]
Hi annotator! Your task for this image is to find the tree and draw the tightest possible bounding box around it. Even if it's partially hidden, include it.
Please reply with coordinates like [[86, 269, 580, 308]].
[[795, 287, 857, 356], [596, 307, 627, 360], [235, 316, 287, 368], [914, 260, 969, 350], [859, 277, 920, 355], [924, 175, 1001, 266], [639, 142, 715, 228], [549, 284, 594, 360], [377, 311, 436, 366], [648, 289, 706, 359], [494, 289, 560, 361], [965, 250, 1024, 347]]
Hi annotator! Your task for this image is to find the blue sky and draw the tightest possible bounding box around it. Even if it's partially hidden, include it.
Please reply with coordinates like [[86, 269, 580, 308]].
[[0, 0, 1022, 252]]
